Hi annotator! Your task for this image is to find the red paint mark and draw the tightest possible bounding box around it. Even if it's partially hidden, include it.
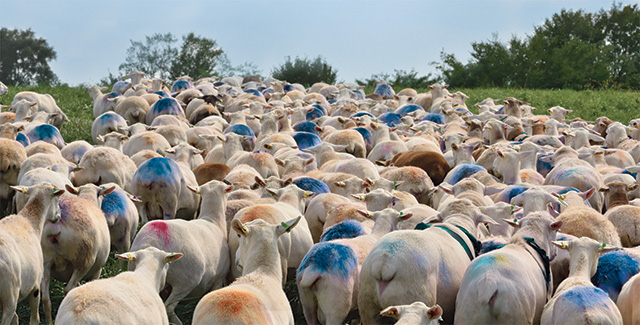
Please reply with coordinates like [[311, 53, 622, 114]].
[[148, 221, 171, 246]]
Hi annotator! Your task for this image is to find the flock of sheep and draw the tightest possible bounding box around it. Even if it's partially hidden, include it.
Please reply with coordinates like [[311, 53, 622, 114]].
[[0, 72, 639, 325]]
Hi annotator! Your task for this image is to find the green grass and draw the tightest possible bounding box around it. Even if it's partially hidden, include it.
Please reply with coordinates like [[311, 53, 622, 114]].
[[2, 85, 640, 324]]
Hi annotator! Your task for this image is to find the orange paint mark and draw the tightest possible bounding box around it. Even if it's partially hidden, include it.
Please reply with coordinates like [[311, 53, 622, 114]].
[[240, 206, 278, 223], [204, 289, 269, 324]]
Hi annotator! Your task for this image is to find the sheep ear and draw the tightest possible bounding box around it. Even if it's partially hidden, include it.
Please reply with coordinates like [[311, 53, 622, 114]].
[[254, 176, 266, 187], [99, 185, 116, 196], [581, 188, 596, 200], [504, 218, 520, 228], [275, 158, 285, 167], [303, 191, 315, 198], [115, 252, 137, 261], [232, 219, 249, 237], [552, 241, 570, 250], [65, 184, 78, 195], [380, 306, 400, 318], [187, 185, 200, 194], [599, 186, 609, 192], [599, 242, 619, 253], [164, 253, 183, 263], [398, 212, 413, 221], [547, 203, 560, 218], [165, 148, 176, 154], [628, 184, 639, 192], [475, 212, 499, 226], [335, 181, 346, 188], [351, 194, 365, 201], [10, 186, 29, 195], [356, 209, 372, 218], [550, 220, 563, 231], [427, 304, 443, 321], [277, 216, 302, 235], [438, 184, 454, 195], [283, 178, 293, 187], [266, 188, 279, 198], [305, 157, 315, 166], [224, 185, 234, 193]]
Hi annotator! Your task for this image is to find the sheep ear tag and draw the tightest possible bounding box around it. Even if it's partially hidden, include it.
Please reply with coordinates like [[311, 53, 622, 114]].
[[281, 222, 292, 233], [116, 253, 136, 261], [164, 253, 183, 263]]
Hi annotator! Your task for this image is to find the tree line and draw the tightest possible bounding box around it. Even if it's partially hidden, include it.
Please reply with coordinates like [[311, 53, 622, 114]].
[[1, 3, 638, 89]]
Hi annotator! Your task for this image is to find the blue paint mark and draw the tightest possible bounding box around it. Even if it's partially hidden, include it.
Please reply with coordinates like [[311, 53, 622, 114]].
[[292, 177, 329, 194], [261, 88, 274, 95], [153, 91, 171, 98], [353, 127, 373, 151], [105, 92, 121, 99], [26, 124, 63, 145], [592, 250, 640, 301], [556, 286, 612, 310], [149, 98, 183, 117], [449, 164, 486, 185], [213, 81, 225, 87], [292, 121, 319, 135], [353, 89, 365, 100], [16, 132, 29, 146], [374, 83, 394, 98], [500, 185, 529, 203], [283, 84, 296, 93], [170, 80, 194, 93], [327, 99, 336, 104], [244, 89, 262, 97], [394, 104, 424, 116], [224, 124, 255, 138], [112, 81, 130, 94], [537, 153, 555, 177], [320, 220, 366, 242], [293, 132, 322, 150], [622, 169, 638, 179], [133, 157, 181, 184], [298, 242, 357, 279], [377, 237, 407, 255], [306, 105, 326, 121], [351, 112, 374, 119], [470, 254, 499, 271], [98, 112, 126, 125], [480, 241, 506, 255], [101, 190, 127, 217], [378, 112, 403, 127], [422, 113, 445, 124]]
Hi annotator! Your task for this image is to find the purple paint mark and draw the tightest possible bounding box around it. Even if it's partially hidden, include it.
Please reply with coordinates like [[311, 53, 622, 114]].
[[148, 221, 171, 246]]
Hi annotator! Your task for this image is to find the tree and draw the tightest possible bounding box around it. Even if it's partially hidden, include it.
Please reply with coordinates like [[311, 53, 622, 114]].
[[356, 69, 436, 89], [118, 33, 178, 80], [598, 3, 640, 88], [169, 33, 223, 80], [0, 28, 58, 86], [271, 56, 337, 87]]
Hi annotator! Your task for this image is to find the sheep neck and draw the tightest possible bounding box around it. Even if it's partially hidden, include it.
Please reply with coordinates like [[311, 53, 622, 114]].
[[566, 249, 593, 282], [223, 140, 243, 160], [77, 190, 100, 206], [197, 192, 227, 231], [372, 127, 391, 144], [130, 256, 167, 293], [20, 190, 54, 235], [259, 118, 278, 137], [501, 159, 522, 185], [279, 116, 293, 133], [277, 190, 304, 212], [241, 233, 282, 280], [369, 215, 397, 239]]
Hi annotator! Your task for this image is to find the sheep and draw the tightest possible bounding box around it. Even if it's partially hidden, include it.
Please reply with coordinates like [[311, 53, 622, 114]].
[[100, 182, 139, 253], [91, 111, 128, 144], [0, 81, 7, 96], [83, 85, 120, 117], [192, 163, 231, 185], [132, 152, 200, 222], [0, 138, 27, 215], [305, 193, 364, 242], [191, 217, 301, 325], [60, 140, 92, 165], [380, 302, 443, 325], [12, 91, 69, 128], [601, 181, 640, 246], [321, 156, 380, 180], [540, 237, 622, 325], [380, 166, 435, 205], [454, 211, 563, 325], [16, 152, 71, 184], [55, 247, 183, 325], [226, 149, 280, 179], [298, 208, 411, 325], [617, 271, 640, 325], [146, 97, 186, 125], [0, 122, 22, 140], [114, 95, 150, 124], [15, 164, 73, 211], [71, 146, 137, 192], [366, 122, 409, 163], [358, 198, 497, 323], [547, 106, 572, 122], [554, 189, 622, 246], [0, 183, 64, 325], [121, 131, 171, 157], [389, 150, 451, 186], [322, 128, 367, 158], [130, 180, 233, 325], [40, 183, 112, 323]]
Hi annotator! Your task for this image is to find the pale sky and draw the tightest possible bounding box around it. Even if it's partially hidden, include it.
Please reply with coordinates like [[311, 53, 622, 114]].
[[1, 0, 637, 86]]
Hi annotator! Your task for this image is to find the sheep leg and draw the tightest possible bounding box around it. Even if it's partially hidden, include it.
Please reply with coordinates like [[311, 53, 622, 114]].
[[28, 287, 40, 325], [139, 205, 149, 224], [164, 287, 190, 325], [0, 289, 18, 325], [64, 268, 90, 294], [42, 266, 53, 323]]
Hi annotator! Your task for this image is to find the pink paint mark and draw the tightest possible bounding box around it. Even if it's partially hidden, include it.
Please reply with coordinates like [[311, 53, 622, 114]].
[[148, 221, 171, 246]]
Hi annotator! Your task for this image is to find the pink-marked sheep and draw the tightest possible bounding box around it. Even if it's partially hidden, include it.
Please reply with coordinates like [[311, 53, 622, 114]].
[[130, 180, 233, 325], [601, 181, 640, 247], [617, 271, 640, 325], [358, 198, 496, 323], [228, 185, 314, 282], [380, 302, 443, 325], [40, 184, 112, 322], [55, 247, 182, 325], [0, 183, 64, 325], [192, 217, 300, 325], [71, 146, 137, 193], [455, 211, 562, 324], [540, 237, 622, 325], [0, 138, 27, 215], [297, 209, 411, 324], [554, 189, 621, 246]]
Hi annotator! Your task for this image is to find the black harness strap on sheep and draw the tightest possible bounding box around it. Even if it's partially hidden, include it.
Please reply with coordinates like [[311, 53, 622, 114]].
[[415, 223, 482, 260], [522, 237, 551, 291]]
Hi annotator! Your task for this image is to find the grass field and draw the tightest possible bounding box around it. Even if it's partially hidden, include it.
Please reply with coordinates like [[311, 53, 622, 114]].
[[1, 85, 639, 324]]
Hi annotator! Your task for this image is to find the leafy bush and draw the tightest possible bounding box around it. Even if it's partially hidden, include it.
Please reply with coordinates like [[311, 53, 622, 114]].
[[271, 55, 337, 87]]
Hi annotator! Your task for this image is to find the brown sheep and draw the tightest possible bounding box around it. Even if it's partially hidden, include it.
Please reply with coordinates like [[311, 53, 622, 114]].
[[391, 150, 450, 186], [192, 163, 232, 185]]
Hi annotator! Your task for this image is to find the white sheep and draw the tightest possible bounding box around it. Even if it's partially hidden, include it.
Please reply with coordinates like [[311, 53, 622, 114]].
[[191, 216, 300, 325], [60, 140, 92, 165], [55, 246, 182, 325], [71, 146, 137, 193], [130, 180, 232, 325], [617, 271, 640, 325], [40, 184, 112, 323], [455, 211, 563, 324], [540, 237, 622, 325], [380, 302, 443, 325], [14, 164, 73, 211], [0, 138, 27, 215], [99, 182, 139, 253], [114, 95, 150, 124], [358, 198, 497, 323], [122, 131, 172, 157], [0, 81, 7, 96], [91, 111, 128, 145], [0, 183, 64, 325], [12, 91, 69, 128]]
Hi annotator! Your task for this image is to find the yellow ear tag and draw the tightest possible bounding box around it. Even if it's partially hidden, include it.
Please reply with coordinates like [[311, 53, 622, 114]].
[[281, 222, 291, 233], [241, 225, 248, 235], [21, 188, 27, 194], [370, 180, 375, 186], [561, 242, 567, 249], [126, 253, 135, 261]]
